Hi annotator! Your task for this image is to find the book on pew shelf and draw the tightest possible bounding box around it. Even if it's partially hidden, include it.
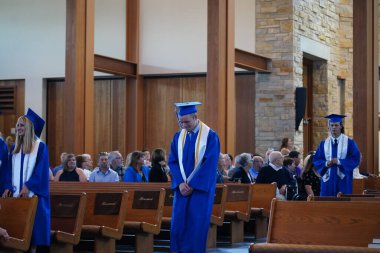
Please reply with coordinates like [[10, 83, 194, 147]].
[[373, 238, 380, 243], [368, 243, 380, 249]]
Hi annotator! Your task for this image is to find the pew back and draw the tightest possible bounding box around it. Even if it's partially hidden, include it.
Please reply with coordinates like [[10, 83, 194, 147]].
[[267, 199, 380, 247], [0, 196, 38, 251], [250, 183, 277, 216], [224, 183, 252, 222]]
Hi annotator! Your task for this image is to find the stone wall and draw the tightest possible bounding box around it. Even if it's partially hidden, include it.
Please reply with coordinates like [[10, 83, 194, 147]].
[[255, 0, 354, 155]]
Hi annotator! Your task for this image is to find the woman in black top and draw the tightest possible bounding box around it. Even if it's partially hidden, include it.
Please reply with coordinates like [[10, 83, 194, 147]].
[[300, 152, 321, 197], [54, 153, 87, 182], [149, 148, 169, 182]]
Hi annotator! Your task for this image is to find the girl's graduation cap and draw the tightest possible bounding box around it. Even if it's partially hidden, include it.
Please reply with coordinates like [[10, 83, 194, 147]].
[[174, 101, 202, 116], [324, 114, 346, 124], [25, 108, 45, 138]]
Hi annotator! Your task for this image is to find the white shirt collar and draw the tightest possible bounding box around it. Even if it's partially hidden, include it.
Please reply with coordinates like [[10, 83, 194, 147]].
[[269, 163, 282, 171]]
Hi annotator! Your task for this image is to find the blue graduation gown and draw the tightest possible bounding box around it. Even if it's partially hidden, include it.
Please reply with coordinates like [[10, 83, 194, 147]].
[[168, 128, 220, 253], [313, 137, 360, 196], [0, 138, 8, 194], [4, 142, 51, 246], [123, 165, 150, 182]]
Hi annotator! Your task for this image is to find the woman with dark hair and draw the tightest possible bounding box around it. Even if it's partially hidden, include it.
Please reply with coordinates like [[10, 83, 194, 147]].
[[1, 108, 51, 252], [280, 137, 293, 155], [54, 153, 87, 182], [149, 148, 169, 182], [123, 151, 150, 182], [301, 152, 321, 197]]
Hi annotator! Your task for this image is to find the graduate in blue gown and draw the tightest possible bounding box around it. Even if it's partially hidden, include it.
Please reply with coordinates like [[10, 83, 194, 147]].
[[1, 108, 50, 250], [168, 102, 220, 253], [313, 114, 360, 196], [0, 136, 8, 194]]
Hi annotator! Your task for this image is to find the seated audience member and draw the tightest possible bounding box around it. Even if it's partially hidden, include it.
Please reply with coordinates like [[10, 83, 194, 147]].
[[76, 154, 93, 181], [142, 149, 152, 167], [300, 152, 320, 198], [54, 153, 87, 182], [49, 169, 54, 181], [256, 151, 291, 198], [249, 155, 264, 181], [289, 150, 302, 178], [149, 148, 169, 182], [5, 135, 14, 154], [108, 151, 125, 182], [264, 148, 274, 165], [52, 152, 67, 176], [283, 157, 298, 200], [231, 153, 255, 183], [227, 154, 240, 177], [89, 152, 119, 182], [124, 151, 150, 182], [216, 153, 231, 183], [0, 227, 9, 241]]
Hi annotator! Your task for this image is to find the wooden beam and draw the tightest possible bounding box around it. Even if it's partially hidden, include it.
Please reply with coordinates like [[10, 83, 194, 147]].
[[94, 54, 137, 77], [125, 0, 143, 152], [64, 0, 94, 155], [207, 0, 236, 155], [353, 0, 378, 175], [235, 48, 271, 73]]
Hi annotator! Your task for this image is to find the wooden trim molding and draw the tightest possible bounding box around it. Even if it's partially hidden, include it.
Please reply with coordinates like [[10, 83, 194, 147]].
[[235, 48, 271, 73], [94, 54, 137, 77]]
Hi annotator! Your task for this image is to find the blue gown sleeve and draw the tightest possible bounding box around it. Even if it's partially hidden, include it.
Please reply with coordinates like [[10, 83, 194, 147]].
[[168, 132, 184, 190], [338, 139, 360, 174], [24, 142, 50, 198], [188, 131, 220, 192]]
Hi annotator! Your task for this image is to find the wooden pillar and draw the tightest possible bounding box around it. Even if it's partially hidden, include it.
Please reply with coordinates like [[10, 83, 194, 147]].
[[207, 0, 236, 155], [353, 0, 378, 175], [64, 0, 94, 155], [126, 0, 143, 152]]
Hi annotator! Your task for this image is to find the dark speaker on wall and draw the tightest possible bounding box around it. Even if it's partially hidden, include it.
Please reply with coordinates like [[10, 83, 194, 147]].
[[295, 87, 307, 131]]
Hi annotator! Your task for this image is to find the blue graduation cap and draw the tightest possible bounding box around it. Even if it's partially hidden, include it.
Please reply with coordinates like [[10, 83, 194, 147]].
[[324, 114, 346, 123], [25, 108, 45, 138], [174, 101, 202, 116]]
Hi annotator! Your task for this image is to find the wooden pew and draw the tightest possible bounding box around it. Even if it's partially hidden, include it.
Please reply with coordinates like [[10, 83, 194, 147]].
[[50, 193, 87, 253], [0, 196, 38, 252], [266, 198, 380, 247], [249, 243, 380, 253], [250, 183, 276, 239], [50, 182, 165, 253], [223, 183, 252, 243], [207, 184, 227, 248], [50, 182, 129, 253], [309, 195, 380, 202], [353, 177, 380, 194]]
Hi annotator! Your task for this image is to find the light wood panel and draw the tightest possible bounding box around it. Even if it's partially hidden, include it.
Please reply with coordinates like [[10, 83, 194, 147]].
[[94, 80, 112, 153], [0, 79, 25, 139]]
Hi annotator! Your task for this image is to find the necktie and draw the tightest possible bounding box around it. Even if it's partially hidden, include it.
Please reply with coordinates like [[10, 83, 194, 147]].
[[334, 139, 338, 146], [188, 131, 193, 141]]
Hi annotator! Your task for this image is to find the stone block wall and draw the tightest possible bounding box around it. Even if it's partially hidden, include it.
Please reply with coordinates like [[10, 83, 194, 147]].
[[255, 0, 354, 156]]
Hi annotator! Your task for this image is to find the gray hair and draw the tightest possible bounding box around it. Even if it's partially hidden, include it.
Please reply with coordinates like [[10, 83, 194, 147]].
[[235, 153, 252, 168], [108, 151, 122, 163], [269, 151, 282, 163]]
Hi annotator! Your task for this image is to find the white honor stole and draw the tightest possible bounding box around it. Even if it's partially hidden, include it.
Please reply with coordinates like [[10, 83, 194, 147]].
[[12, 139, 40, 197], [322, 134, 348, 182], [177, 121, 210, 183]]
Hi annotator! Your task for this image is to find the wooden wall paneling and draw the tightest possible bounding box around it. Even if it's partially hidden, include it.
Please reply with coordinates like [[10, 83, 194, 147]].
[[181, 76, 207, 121], [235, 74, 255, 156], [94, 80, 112, 154], [126, 77, 144, 153], [126, 0, 139, 63], [0, 79, 25, 140], [111, 78, 127, 156], [353, 0, 378, 175], [143, 77, 182, 154], [47, 80, 64, 167]]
